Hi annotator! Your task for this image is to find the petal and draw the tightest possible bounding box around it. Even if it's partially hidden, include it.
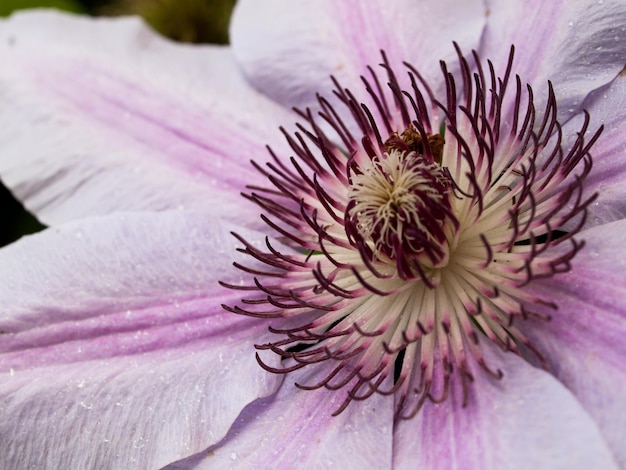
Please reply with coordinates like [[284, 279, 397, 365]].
[[566, 72, 626, 228], [393, 344, 618, 470], [523, 219, 626, 467], [0, 10, 292, 225], [230, 0, 486, 111], [0, 211, 281, 468], [482, 0, 626, 121], [165, 365, 394, 469]]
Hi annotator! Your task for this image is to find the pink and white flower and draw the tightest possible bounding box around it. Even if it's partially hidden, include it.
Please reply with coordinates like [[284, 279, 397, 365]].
[[1, 1, 626, 468]]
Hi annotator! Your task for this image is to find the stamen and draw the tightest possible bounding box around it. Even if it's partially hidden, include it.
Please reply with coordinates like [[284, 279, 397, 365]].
[[224, 45, 601, 417]]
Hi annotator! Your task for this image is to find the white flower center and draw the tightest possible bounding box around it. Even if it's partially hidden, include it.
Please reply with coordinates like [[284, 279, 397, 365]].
[[347, 148, 453, 271]]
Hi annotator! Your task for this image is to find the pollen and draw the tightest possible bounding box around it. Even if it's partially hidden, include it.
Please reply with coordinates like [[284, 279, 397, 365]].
[[222, 45, 602, 417], [384, 127, 444, 164]]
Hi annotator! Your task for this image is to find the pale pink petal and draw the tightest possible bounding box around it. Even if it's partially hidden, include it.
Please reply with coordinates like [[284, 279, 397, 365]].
[[393, 344, 618, 470], [523, 219, 626, 467], [563, 73, 626, 228], [165, 365, 394, 469], [230, 0, 485, 111], [0, 10, 292, 225], [483, 0, 626, 121], [0, 211, 281, 468]]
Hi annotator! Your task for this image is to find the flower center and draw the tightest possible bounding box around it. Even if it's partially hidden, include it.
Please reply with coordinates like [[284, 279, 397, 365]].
[[346, 137, 454, 276], [222, 46, 601, 417]]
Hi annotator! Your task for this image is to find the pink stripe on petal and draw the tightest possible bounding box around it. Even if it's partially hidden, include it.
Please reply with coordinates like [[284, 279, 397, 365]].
[[0, 298, 263, 370], [0, 11, 292, 224], [24, 57, 266, 186]]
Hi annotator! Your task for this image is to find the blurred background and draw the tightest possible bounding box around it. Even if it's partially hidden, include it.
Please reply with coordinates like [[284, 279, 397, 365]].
[[0, 0, 237, 246]]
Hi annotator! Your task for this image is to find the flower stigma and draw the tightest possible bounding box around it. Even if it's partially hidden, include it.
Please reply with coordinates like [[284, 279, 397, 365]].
[[221, 45, 602, 417], [346, 132, 454, 280]]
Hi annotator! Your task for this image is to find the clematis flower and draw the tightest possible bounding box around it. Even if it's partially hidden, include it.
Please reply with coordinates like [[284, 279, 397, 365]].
[[1, 1, 626, 468]]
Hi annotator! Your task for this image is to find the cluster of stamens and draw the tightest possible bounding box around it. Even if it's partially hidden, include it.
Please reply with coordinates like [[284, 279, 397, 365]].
[[346, 134, 454, 276], [222, 44, 602, 417]]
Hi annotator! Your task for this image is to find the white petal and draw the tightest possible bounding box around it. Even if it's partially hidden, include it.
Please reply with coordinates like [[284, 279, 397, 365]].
[[0, 10, 292, 225], [0, 211, 281, 468], [166, 365, 394, 469], [483, 0, 626, 121], [231, 0, 485, 111], [565, 73, 626, 228], [393, 344, 618, 470], [524, 219, 626, 467]]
